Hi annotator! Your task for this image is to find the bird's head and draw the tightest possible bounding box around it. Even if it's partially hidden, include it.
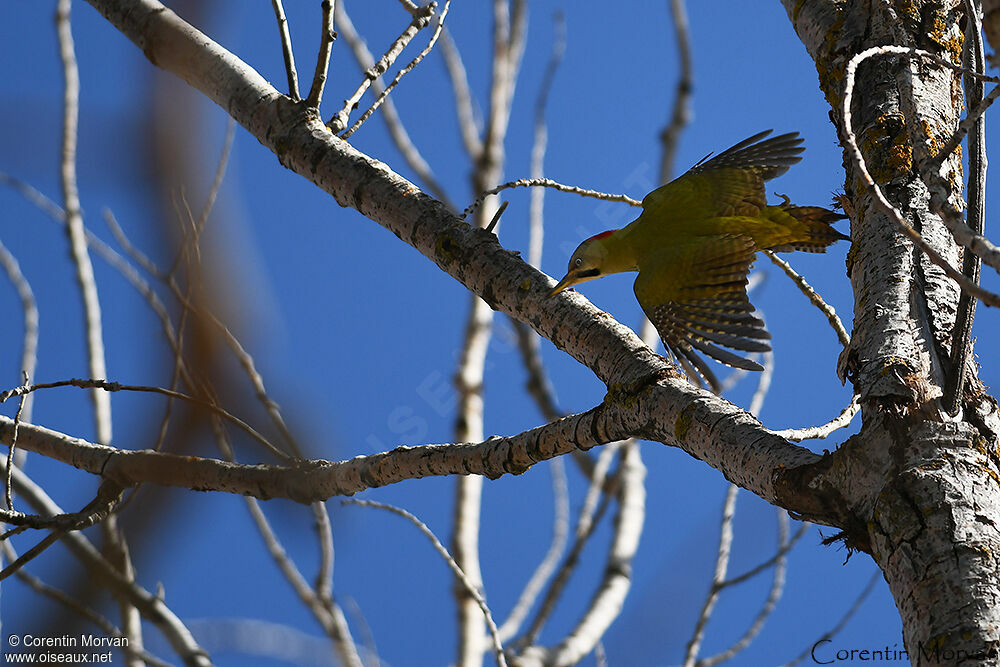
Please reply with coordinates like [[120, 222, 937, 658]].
[[549, 230, 617, 297]]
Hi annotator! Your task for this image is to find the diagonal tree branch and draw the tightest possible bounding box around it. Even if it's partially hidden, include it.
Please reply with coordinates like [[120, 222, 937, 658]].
[[82, 0, 825, 514]]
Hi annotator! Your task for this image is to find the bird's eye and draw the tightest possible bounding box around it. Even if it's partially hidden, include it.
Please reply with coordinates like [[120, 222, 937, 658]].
[[574, 258, 583, 268]]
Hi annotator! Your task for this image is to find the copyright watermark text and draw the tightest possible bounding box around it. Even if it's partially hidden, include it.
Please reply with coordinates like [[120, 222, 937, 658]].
[[4, 635, 127, 663], [811, 638, 984, 664]]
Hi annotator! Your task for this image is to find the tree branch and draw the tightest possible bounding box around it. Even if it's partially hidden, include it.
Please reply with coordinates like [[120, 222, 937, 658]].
[[83, 0, 828, 515], [0, 405, 626, 502], [305, 0, 336, 109], [944, 1, 987, 415], [271, 0, 300, 100]]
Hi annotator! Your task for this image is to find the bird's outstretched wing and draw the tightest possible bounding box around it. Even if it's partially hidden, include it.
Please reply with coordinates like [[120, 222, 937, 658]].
[[641, 130, 804, 222], [634, 235, 770, 392]]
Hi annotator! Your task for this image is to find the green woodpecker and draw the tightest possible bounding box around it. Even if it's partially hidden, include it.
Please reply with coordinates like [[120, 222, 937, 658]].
[[550, 130, 848, 391]]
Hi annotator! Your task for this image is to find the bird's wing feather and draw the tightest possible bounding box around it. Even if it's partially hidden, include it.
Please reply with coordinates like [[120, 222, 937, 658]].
[[635, 235, 769, 390], [640, 130, 804, 221]]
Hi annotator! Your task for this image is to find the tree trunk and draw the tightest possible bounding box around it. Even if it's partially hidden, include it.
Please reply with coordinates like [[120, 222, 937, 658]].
[[782, 1, 1000, 663]]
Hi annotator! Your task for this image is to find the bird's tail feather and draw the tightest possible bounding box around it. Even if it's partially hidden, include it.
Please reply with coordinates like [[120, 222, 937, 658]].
[[765, 205, 850, 253]]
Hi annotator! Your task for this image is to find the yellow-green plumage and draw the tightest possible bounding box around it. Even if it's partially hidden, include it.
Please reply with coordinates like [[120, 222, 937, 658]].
[[550, 130, 849, 391]]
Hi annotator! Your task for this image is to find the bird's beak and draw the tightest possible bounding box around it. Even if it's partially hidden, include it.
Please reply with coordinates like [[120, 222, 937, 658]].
[[548, 271, 587, 297]]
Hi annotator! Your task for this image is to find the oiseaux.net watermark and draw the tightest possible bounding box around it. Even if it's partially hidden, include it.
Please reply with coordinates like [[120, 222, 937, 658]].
[[4, 634, 127, 663]]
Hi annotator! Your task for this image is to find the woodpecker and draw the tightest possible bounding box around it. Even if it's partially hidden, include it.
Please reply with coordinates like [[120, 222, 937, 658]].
[[549, 130, 849, 392]]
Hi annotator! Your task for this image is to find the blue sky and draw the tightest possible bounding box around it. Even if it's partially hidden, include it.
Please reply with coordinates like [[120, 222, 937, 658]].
[[2, 1, 997, 666]]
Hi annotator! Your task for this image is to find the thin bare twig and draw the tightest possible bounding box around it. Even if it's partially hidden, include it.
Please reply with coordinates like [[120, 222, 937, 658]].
[[928, 79, 1000, 177], [780, 571, 881, 667], [696, 510, 791, 667], [0, 378, 288, 461], [344, 596, 381, 667], [527, 12, 565, 269], [151, 303, 187, 454], [312, 501, 335, 602], [439, 30, 483, 157], [519, 448, 619, 648], [343, 0, 451, 139], [104, 208, 162, 279], [271, 0, 300, 100], [749, 349, 774, 416], [100, 213, 192, 389], [511, 320, 561, 420], [0, 480, 124, 581], [0, 238, 37, 486], [5, 371, 28, 511], [497, 455, 568, 642], [207, 414, 362, 666], [769, 398, 861, 442], [764, 251, 851, 349], [510, 316, 598, 479], [0, 531, 62, 580], [306, 0, 336, 109], [463, 178, 641, 221], [58, 0, 112, 447], [166, 190, 198, 279], [5, 193, 181, 377], [683, 483, 738, 667], [345, 499, 507, 667], [0, 245, 38, 425], [725, 521, 810, 588], [595, 642, 608, 667], [519, 442, 646, 667], [394, 0, 422, 15], [0, 172, 67, 220], [177, 190, 204, 269], [209, 313, 300, 456], [659, 0, 693, 184], [329, 2, 436, 133], [0, 479, 122, 536], [197, 117, 236, 233], [578, 442, 621, 539], [335, 3, 455, 209], [246, 496, 362, 665], [480, 202, 505, 235], [907, 40, 998, 177]]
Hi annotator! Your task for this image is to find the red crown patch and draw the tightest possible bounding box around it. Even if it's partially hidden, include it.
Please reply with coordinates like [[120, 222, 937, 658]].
[[585, 229, 616, 242]]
